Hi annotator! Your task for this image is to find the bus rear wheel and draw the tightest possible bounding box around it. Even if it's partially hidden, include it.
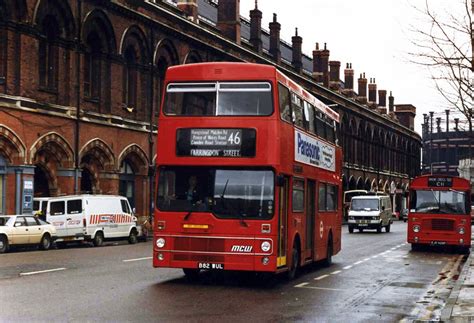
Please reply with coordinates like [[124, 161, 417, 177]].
[[323, 237, 333, 267]]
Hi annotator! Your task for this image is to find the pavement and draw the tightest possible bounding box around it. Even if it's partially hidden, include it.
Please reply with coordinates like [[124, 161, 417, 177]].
[[442, 246, 474, 321]]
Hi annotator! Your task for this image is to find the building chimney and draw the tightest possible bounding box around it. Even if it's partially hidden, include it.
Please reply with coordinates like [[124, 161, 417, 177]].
[[249, 1, 262, 54], [291, 28, 302, 73], [342, 63, 354, 97], [269, 13, 281, 64], [388, 91, 394, 113], [321, 43, 330, 87], [357, 73, 367, 103], [378, 89, 387, 107], [377, 89, 387, 114], [445, 109, 450, 132], [312, 43, 323, 83], [217, 0, 241, 45], [329, 61, 341, 91], [368, 78, 377, 107], [436, 117, 442, 133], [177, 0, 198, 22]]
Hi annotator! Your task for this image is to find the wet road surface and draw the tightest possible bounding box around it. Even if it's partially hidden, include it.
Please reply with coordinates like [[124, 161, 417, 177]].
[[0, 221, 466, 322]]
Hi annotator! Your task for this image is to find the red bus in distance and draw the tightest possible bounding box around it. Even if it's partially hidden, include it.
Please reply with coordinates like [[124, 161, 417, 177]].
[[153, 62, 342, 279], [407, 175, 471, 253]]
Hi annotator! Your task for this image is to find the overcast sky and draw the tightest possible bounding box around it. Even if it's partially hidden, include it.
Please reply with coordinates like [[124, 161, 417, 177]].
[[240, 0, 467, 134]]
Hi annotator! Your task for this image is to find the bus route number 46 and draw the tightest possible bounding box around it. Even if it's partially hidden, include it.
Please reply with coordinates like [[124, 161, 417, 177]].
[[227, 132, 241, 145]]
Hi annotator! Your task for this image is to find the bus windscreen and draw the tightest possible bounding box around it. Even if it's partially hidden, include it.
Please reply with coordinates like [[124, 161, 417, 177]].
[[157, 167, 274, 219], [164, 82, 273, 116], [409, 189, 469, 214]]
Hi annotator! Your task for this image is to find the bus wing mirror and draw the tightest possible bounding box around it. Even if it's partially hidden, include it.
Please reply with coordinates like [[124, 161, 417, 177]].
[[276, 175, 285, 187]]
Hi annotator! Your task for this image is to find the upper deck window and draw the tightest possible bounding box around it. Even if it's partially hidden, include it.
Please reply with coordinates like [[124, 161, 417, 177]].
[[164, 82, 273, 116]]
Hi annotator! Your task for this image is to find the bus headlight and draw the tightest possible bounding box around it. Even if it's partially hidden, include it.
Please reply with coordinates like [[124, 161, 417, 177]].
[[458, 227, 465, 234], [156, 238, 165, 248], [413, 225, 420, 233], [261, 241, 271, 252]]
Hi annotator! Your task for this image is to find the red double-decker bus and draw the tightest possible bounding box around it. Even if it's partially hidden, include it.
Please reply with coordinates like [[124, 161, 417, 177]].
[[153, 62, 342, 279], [407, 175, 472, 253]]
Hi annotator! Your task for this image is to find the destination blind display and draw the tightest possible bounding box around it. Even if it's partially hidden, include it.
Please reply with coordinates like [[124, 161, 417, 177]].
[[176, 128, 256, 157], [428, 177, 453, 188]]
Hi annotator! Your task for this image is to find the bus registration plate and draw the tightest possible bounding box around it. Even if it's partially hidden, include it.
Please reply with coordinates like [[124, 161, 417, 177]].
[[430, 241, 446, 246], [198, 263, 224, 270]]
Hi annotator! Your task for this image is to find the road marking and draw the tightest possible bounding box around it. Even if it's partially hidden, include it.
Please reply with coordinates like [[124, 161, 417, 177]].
[[331, 270, 342, 275], [314, 274, 329, 280], [297, 286, 343, 291], [354, 261, 363, 265], [371, 255, 378, 259], [363, 258, 370, 262], [20, 267, 66, 276], [294, 282, 309, 288], [343, 265, 353, 270], [123, 256, 153, 262]]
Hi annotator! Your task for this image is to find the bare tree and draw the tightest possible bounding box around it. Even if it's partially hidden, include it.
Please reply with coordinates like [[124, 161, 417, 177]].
[[409, 0, 473, 132]]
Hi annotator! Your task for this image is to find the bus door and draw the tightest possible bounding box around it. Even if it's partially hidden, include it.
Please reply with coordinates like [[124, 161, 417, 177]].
[[277, 176, 289, 268], [305, 180, 315, 260]]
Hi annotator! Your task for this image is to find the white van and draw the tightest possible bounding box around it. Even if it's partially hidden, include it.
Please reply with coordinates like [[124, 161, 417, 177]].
[[41, 195, 139, 246], [347, 195, 393, 233]]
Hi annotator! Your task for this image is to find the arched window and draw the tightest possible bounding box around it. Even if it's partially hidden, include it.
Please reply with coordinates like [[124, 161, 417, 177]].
[[123, 46, 137, 110], [0, 156, 6, 214], [84, 32, 102, 100], [119, 161, 135, 210], [39, 15, 60, 90]]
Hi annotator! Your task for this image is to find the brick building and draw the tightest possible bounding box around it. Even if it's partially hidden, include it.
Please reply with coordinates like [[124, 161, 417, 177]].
[[0, 0, 421, 216]]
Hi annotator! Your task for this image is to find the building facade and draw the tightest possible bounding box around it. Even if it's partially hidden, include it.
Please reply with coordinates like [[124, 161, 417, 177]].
[[0, 0, 421, 216]]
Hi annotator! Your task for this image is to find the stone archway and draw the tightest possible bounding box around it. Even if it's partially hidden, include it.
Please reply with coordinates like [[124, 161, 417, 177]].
[[118, 144, 148, 213], [79, 138, 115, 194], [348, 176, 356, 190], [30, 132, 74, 197]]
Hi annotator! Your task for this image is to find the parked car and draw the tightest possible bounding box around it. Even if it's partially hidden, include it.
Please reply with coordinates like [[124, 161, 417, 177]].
[[0, 215, 57, 253]]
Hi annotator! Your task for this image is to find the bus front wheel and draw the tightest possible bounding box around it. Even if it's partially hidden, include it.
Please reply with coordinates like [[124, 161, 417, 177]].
[[183, 268, 200, 281], [287, 246, 299, 280]]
